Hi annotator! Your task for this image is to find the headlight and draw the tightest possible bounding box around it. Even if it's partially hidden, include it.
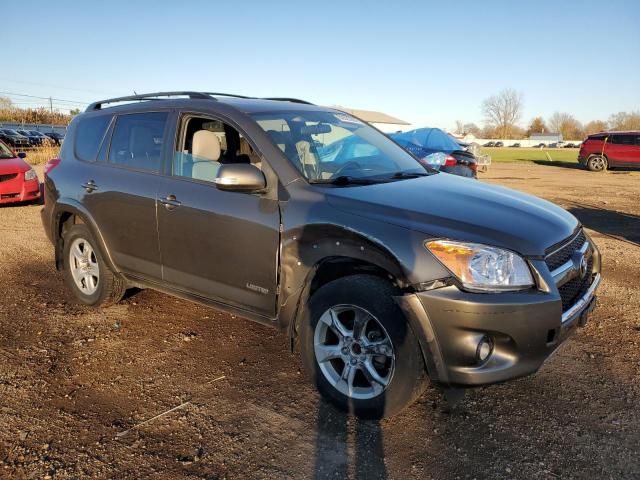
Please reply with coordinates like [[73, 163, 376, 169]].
[[425, 240, 534, 292], [24, 169, 38, 181]]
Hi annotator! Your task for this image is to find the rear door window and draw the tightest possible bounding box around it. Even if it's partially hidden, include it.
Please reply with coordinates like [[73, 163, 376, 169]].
[[75, 115, 112, 162], [611, 134, 635, 145], [589, 134, 608, 142], [108, 112, 168, 172]]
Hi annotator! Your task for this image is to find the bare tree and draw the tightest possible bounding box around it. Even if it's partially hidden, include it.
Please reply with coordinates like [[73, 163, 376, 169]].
[[454, 121, 481, 136], [548, 112, 584, 140], [463, 122, 481, 137], [608, 111, 640, 131], [584, 120, 608, 136], [0, 96, 12, 109], [481, 89, 524, 139]]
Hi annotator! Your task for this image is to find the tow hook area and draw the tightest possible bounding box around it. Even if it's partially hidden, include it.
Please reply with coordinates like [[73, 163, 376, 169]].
[[578, 296, 597, 328]]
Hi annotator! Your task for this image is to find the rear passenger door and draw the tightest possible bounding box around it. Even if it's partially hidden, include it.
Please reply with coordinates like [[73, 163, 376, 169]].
[[79, 111, 170, 280], [607, 133, 636, 166]]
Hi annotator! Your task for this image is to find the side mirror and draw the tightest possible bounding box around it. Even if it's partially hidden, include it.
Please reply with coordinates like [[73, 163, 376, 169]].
[[215, 163, 266, 192], [17, 152, 27, 159]]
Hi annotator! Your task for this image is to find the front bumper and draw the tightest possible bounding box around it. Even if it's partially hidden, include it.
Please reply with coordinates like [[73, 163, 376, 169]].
[[397, 273, 601, 387], [0, 178, 40, 204]]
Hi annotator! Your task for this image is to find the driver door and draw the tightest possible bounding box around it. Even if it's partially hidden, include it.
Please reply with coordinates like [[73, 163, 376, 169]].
[[156, 113, 281, 317]]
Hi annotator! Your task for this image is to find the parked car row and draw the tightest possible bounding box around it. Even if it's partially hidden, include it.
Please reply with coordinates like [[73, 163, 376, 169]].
[[483, 141, 581, 149], [0, 128, 64, 147]]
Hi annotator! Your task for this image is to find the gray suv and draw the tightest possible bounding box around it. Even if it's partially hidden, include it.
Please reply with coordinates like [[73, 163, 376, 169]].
[[41, 92, 601, 418]]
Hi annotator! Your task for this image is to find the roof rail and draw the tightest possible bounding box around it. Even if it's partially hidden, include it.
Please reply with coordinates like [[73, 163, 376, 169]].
[[202, 92, 253, 99], [86, 91, 214, 111], [263, 97, 315, 105], [85, 91, 315, 112]]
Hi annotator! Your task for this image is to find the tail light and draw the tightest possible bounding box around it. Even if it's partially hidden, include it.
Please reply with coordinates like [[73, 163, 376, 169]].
[[44, 157, 61, 175], [444, 155, 457, 166]]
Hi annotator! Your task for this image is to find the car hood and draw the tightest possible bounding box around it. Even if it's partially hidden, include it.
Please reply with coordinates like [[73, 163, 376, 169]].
[[0, 157, 30, 174], [325, 173, 579, 257]]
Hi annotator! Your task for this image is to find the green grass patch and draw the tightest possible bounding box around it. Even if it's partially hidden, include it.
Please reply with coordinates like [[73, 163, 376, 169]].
[[482, 147, 579, 165]]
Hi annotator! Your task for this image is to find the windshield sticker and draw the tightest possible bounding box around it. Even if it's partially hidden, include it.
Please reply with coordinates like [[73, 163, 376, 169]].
[[333, 113, 364, 125]]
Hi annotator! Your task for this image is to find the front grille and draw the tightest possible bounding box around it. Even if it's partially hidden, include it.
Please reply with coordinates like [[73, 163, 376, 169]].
[[0, 173, 18, 183], [545, 229, 593, 312], [545, 230, 586, 271], [557, 257, 593, 311]]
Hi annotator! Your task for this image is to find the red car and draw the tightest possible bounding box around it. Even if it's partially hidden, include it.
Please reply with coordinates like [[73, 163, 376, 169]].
[[0, 140, 40, 204], [579, 131, 640, 171]]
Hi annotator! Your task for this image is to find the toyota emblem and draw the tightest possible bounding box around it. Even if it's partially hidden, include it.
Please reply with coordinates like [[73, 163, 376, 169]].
[[579, 255, 588, 279]]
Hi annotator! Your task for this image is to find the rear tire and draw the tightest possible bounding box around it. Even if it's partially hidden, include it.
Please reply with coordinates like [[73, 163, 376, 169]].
[[62, 224, 125, 306], [299, 275, 427, 419], [586, 155, 607, 172]]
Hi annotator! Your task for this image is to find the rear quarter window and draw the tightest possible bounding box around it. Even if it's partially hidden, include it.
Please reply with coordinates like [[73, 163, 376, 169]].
[[75, 115, 112, 162]]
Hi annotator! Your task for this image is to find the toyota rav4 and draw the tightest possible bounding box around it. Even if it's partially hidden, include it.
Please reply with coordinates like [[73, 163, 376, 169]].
[[41, 92, 601, 418]]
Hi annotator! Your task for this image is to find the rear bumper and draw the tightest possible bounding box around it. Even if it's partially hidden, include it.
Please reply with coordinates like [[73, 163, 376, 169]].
[[396, 273, 601, 387], [0, 178, 40, 204]]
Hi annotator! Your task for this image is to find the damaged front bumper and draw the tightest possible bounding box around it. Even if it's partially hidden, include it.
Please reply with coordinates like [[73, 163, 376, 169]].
[[395, 273, 601, 388]]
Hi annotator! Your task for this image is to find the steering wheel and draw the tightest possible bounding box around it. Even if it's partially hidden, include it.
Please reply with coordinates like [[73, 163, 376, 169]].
[[330, 161, 362, 178]]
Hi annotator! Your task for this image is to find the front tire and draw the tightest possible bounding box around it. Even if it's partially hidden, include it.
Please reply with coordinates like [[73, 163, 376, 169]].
[[586, 154, 607, 172], [62, 224, 125, 306], [299, 275, 427, 419]]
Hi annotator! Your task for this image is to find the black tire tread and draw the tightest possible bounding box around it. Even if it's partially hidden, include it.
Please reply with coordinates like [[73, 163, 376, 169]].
[[63, 224, 126, 307], [299, 274, 427, 419]]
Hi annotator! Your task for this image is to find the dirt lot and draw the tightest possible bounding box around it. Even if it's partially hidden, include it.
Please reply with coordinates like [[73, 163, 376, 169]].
[[0, 163, 639, 479]]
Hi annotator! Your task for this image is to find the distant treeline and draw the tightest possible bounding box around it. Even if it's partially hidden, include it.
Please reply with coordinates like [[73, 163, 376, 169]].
[[0, 106, 74, 126]]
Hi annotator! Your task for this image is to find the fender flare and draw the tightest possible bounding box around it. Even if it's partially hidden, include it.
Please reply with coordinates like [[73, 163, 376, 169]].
[[52, 198, 119, 273]]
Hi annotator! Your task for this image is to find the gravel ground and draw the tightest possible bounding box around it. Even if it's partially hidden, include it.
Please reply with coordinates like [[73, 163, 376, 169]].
[[0, 163, 638, 479]]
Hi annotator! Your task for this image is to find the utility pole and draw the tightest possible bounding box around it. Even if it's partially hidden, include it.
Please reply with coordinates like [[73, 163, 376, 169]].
[[49, 96, 53, 114]]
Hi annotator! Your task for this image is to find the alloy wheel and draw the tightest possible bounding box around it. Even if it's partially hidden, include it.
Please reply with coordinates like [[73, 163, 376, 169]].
[[314, 304, 395, 400], [69, 238, 100, 295]]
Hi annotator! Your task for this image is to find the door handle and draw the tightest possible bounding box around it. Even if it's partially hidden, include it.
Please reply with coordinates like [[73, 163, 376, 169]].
[[159, 194, 181, 210], [81, 180, 98, 193]]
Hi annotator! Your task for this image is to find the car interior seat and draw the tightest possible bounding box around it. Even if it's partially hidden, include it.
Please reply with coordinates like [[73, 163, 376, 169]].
[[191, 130, 222, 182]]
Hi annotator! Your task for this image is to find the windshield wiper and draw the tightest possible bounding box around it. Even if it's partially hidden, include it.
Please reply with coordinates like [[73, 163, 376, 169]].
[[388, 171, 430, 180], [310, 175, 386, 186]]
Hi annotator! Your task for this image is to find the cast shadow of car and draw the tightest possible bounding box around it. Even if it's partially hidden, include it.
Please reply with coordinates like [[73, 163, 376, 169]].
[[532, 160, 583, 170], [313, 399, 388, 479], [568, 206, 640, 245]]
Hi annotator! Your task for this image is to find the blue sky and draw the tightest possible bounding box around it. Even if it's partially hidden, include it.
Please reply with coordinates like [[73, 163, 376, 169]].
[[4, 0, 639, 129]]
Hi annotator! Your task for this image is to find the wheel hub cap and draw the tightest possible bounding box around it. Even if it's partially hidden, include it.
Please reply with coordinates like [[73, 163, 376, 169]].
[[313, 304, 395, 400], [69, 238, 100, 295]]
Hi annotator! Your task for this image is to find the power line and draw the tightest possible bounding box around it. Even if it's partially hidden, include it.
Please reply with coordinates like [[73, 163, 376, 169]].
[[0, 91, 89, 106], [0, 78, 120, 96]]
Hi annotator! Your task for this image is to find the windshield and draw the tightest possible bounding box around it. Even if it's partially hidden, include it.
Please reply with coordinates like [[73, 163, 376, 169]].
[[251, 110, 428, 183], [0, 142, 15, 159]]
